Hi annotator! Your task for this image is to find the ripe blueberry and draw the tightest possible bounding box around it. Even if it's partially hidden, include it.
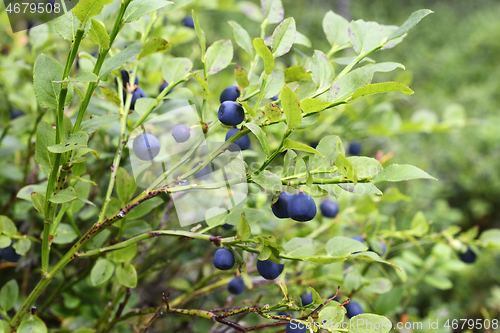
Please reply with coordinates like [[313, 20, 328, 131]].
[[213, 248, 235, 270], [256, 258, 284, 280], [218, 101, 245, 126], [300, 292, 313, 306], [351, 235, 364, 243], [225, 128, 251, 151], [132, 134, 161, 161], [0, 244, 21, 263], [270, 95, 279, 101], [459, 247, 477, 264], [344, 301, 363, 318], [222, 223, 234, 230], [115, 69, 139, 87], [320, 200, 339, 218], [227, 277, 245, 294], [130, 87, 146, 110], [10, 110, 24, 119], [182, 16, 194, 28], [348, 141, 362, 156], [287, 193, 317, 222], [271, 191, 293, 219], [220, 86, 240, 103], [286, 321, 307, 333], [172, 124, 190, 143]]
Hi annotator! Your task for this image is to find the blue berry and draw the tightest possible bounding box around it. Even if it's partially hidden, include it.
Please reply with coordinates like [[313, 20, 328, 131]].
[[182, 16, 194, 28], [222, 223, 234, 230], [159, 81, 173, 95], [227, 277, 245, 294], [218, 101, 245, 126], [348, 141, 362, 156], [213, 248, 235, 270], [115, 69, 139, 87], [10, 110, 24, 119], [320, 200, 339, 218], [271, 191, 293, 219], [351, 236, 364, 243], [344, 301, 363, 318], [286, 321, 307, 333], [270, 95, 279, 101], [459, 247, 477, 264], [256, 258, 284, 280], [130, 87, 146, 110], [300, 292, 313, 306], [225, 128, 251, 151], [132, 134, 161, 161], [0, 244, 21, 263], [172, 124, 190, 143], [220, 86, 241, 103], [287, 193, 317, 222]]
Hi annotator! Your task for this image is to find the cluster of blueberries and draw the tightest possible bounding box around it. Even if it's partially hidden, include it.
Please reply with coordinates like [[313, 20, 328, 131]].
[[217, 86, 252, 151], [272, 192, 339, 222]]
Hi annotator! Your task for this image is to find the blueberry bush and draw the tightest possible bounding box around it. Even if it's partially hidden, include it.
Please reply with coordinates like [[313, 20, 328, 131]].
[[1, 0, 499, 332]]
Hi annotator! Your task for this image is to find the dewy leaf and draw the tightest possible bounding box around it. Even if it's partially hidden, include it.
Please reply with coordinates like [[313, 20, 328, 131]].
[[81, 115, 119, 135], [88, 19, 110, 50], [229, 21, 253, 57], [335, 153, 358, 184], [326, 236, 368, 257], [162, 58, 193, 84], [138, 37, 171, 60], [280, 86, 302, 130], [388, 9, 433, 40], [271, 17, 296, 57], [54, 12, 91, 42], [310, 50, 334, 89], [18, 316, 47, 333], [244, 123, 270, 157], [253, 38, 274, 75], [116, 263, 138, 288], [99, 43, 142, 78], [49, 187, 77, 204], [91, 258, 115, 286], [283, 139, 323, 156], [371, 164, 437, 183], [0, 280, 19, 311], [251, 171, 282, 192], [260, 0, 284, 24], [322, 10, 350, 48], [328, 66, 374, 103], [205, 39, 233, 75], [35, 121, 56, 172], [351, 82, 413, 100], [123, 0, 173, 23], [237, 213, 251, 241], [48, 131, 88, 153], [33, 54, 63, 109], [73, 0, 114, 24], [234, 66, 249, 89]]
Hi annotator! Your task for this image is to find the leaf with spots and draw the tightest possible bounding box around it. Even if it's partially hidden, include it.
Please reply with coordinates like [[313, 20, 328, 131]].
[[116, 263, 137, 288], [91, 258, 115, 286], [47, 131, 89, 153]]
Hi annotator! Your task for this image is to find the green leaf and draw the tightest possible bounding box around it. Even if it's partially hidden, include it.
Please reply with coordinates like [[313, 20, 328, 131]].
[[348, 156, 383, 178], [229, 21, 253, 57], [12, 238, 31, 255], [264, 103, 282, 122], [319, 305, 345, 326], [294, 31, 311, 48], [261, 70, 285, 98], [301, 99, 331, 115], [0, 235, 11, 248], [192, 10, 206, 54], [280, 86, 302, 131], [124, 0, 173, 23], [73, 0, 114, 24], [314, 135, 343, 170], [81, 115, 119, 135], [54, 12, 91, 42], [18, 316, 47, 333], [244, 123, 270, 156], [323, 10, 350, 48], [339, 183, 382, 196], [138, 37, 171, 60], [100, 87, 121, 107], [284, 237, 317, 257], [349, 314, 392, 332], [35, 122, 56, 172], [240, 101, 256, 117], [283, 150, 297, 177], [388, 9, 433, 40], [336, 153, 358, 184], [31, 192, 45, 214], [251, 171, 282, 192], [56, 71, 99, 83], [204, 40, 233, 75], [53, 224, 78, 244], [234, 67, 249, 89], [237, 213, 251, 241], [123, 220, 152, 238], [47, 131, 88, 153], [369, 62, 405, 73], [225, 208, 265, 226], [284, 65, 311, 83], [351, 82, 413, 100], [116, 263, 138, 288], [283, 139, 322, 156], [371, 164, 436, 183], [134, 98, 157, 117], [349, 251, 400, 270], [271, 17, 296, 57], [33, 54, 64, 109], [480, 229, 500, 248], [260, 0, 284, 24], [116, 167, 137, 205], [328, 66, 374, 103], [424, 275, 453, 290], [0, 280, 19, 311], [90, 258, 115, 286], [99, 43, 142, 78], [162, 58, 193, 84], [126, 197, 163, 220], [349, 20, 398, 54], [253, 38, 274, 75], [110, 244, 137, 263], [326, 236, 368, 257], [310, 50, 334, 89], [49, 187, 77, 204], [410, 211, 429, 237], [0, 216, 17, 235], [88, 19, 110, 50]]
